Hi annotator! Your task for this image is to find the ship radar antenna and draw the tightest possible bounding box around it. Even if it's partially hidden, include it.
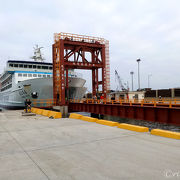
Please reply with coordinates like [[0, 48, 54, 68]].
[[31, 45, 45, 62]]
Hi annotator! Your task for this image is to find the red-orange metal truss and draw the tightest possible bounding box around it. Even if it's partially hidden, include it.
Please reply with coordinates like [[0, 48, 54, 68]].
[[53, 33, 109, 105]]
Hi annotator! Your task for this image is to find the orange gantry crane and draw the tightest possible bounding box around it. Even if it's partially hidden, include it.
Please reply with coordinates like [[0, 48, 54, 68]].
[[52, 32, 110, 106]]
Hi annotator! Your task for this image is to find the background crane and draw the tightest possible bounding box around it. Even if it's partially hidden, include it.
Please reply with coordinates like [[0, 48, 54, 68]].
[[115, 70, 129, 92]]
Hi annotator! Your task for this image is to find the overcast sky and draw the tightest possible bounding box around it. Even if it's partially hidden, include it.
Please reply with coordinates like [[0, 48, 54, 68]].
[[1, 0, 180, 91]]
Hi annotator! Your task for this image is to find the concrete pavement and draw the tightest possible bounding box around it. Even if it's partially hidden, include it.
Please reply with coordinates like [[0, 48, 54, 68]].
[[0, 110, 180, 180]]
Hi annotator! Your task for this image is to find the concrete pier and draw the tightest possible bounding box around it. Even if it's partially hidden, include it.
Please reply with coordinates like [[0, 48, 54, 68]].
[[0, 110, 179, 180]]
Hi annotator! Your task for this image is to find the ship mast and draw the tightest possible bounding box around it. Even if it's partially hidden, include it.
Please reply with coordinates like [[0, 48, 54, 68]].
[[31, 45, 45, 62]]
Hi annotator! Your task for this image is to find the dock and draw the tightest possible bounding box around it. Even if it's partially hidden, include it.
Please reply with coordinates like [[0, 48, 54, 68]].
[[0, 110, 180, 180]]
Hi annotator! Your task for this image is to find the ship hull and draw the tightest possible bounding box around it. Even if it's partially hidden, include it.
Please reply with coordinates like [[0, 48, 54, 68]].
[[0, 77, 86, 108]]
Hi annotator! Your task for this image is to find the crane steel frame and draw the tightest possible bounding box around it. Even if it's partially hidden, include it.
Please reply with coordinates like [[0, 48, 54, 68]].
[[53, 33, 109, 106]]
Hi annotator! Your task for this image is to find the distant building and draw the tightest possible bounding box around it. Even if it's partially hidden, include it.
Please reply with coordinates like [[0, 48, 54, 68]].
[[145, 88, 180, 99], [109, 91, 145, 101]]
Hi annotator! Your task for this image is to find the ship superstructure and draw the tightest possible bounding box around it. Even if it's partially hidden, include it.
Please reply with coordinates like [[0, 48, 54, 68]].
[[0, 46, 86, 108]]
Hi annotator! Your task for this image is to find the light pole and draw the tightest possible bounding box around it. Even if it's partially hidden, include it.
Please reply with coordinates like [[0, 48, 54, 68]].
[[130, 71, 134, 91], [148, 74, 152, 88], [136, 58, 141, 90]]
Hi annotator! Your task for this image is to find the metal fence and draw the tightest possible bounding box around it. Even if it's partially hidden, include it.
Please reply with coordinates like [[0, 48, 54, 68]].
[[31, 98, 180, 108]]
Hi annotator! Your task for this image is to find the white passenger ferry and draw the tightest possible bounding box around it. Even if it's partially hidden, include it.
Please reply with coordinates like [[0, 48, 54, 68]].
[[0, 46, 87, 108]]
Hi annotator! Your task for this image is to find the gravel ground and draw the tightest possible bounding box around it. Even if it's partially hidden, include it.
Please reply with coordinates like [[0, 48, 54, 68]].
[[103, 115, 180, 132]]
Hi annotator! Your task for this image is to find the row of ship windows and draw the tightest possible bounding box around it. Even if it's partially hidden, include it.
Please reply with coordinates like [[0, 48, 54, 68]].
[[17, 73, 77, 78], [9, 64, 52, 70], [18, 73, 52, 78]]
